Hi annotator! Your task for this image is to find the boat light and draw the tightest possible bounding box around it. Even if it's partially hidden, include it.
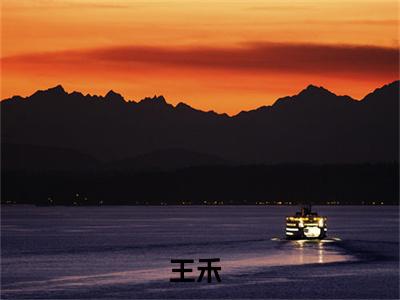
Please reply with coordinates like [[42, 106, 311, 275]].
[[303, 227, 321, 238], [286, 227, 299, 231]]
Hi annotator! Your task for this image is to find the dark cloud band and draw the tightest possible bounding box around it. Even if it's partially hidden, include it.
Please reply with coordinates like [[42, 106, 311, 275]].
[[3, 42, 398, 77]]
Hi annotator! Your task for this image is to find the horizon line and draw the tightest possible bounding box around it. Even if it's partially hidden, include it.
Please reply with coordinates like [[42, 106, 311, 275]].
[[1, 80, 399, 117]]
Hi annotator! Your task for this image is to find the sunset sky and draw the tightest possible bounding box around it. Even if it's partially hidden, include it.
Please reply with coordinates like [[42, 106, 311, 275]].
[[1, 0, 399, 114]]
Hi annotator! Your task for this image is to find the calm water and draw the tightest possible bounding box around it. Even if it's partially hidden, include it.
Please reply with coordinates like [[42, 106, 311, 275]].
[[1, 206, 399, 299]]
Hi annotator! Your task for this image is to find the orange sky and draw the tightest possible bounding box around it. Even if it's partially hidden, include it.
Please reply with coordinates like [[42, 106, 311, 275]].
[[1, 0, 399, 114]]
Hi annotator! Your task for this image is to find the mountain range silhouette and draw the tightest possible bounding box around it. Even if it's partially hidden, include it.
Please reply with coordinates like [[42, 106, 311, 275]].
[[1, 81, 398, 172]]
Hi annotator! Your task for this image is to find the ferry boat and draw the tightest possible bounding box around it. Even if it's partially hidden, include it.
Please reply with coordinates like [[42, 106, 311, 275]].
[[285, 204, 327, 239]]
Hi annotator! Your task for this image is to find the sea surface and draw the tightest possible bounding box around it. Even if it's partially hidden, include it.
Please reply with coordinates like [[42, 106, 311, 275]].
[[1, 205, 399, 299]]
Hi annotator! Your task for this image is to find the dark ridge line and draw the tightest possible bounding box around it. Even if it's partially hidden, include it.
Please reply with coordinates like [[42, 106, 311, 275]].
[[2, 80, 398, 117]]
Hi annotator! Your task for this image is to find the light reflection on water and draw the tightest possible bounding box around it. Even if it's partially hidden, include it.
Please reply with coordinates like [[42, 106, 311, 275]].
[[2, 239, 351, 294], [225, 239, 350, 273]]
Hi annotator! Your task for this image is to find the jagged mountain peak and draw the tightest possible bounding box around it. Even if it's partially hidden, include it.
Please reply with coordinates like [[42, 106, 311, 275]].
[[362, 80, 399, 102], [298, 84, 336, 98], [48, 84, 66, 93], [105, 90, 125, 103], [139, 95, 167, 105], [32, 84, 67, 97], [270, 84, 355, 110], [176, 102, 195, 110]]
